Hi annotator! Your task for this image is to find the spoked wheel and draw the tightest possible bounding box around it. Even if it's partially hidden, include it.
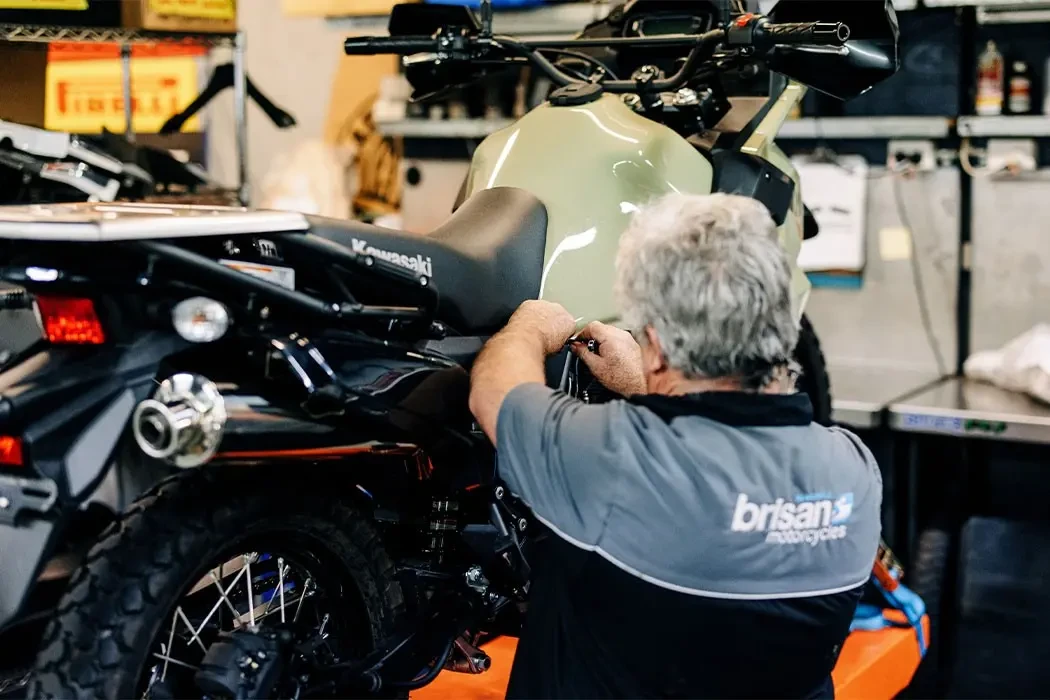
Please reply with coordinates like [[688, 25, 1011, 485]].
[[141, 549, 357, 699], [31, 469, 406, 700]]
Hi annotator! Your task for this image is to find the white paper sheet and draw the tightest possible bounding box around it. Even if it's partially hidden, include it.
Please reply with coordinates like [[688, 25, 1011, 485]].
[[793, 156, 868, 273]]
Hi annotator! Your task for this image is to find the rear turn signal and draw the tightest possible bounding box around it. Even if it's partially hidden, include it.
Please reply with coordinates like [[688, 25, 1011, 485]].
[[35, 296, 105, 345], [0, 436, 23, 467]]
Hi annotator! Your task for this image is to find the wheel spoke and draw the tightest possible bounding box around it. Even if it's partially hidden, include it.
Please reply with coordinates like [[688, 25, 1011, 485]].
[[253, 590, 314, 625], [160, 618, 178, 681], [244, 553, 257, 628], [278, 558, 287, 623], [176, 606, 208, 653], [262, 558, 290, 622], [151, 652, 199, 672], [293, 577, 312, 623], [187, 567, 247, 647]]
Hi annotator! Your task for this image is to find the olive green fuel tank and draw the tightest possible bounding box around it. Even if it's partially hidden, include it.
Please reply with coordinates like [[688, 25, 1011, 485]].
[[463, 91, 809, 323], [463, 93, 713, 323]]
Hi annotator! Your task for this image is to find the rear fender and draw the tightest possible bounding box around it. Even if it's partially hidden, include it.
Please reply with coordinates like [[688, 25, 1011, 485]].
[[0, 336, 183, 630]]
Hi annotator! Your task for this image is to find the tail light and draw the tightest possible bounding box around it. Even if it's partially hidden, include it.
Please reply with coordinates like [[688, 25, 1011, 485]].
[[35, 296, 105, 345], [0, 436, 23, 467]]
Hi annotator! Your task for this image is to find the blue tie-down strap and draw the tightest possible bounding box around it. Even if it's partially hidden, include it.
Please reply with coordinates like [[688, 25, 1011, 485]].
[[850, 578, 928, 658]]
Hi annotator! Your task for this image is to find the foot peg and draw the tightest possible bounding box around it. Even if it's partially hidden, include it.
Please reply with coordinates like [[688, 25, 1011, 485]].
[[445, 636, 491, 674]]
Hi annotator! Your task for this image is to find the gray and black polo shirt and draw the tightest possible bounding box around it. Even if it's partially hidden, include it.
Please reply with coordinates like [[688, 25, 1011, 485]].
[[496, 384, 882, 699]]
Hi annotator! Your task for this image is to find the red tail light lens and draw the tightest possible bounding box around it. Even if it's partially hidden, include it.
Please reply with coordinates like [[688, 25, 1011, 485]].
[[35, 296, 106, 345], [0, 436, 23, 467]]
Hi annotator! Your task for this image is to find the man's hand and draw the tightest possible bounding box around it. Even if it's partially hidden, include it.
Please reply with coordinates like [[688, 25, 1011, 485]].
[[469, 300, 577, 443], [505, 300, 578, 354], [571, 322, 647, 397]]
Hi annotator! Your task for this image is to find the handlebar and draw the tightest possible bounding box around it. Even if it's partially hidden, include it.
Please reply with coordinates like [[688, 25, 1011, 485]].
[[751, 20, 850, 51], [345, 29, 728, 94], [344, 36, 437, 55], [344, 14, 850, 94]]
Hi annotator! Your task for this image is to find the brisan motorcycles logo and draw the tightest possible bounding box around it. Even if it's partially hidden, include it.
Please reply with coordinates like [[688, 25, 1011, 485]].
[[731, 491, 854, 547], [351, 237, 433, 277]]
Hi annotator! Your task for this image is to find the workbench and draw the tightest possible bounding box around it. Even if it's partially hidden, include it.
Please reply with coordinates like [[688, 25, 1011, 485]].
[[831, 366, 945, 430], [829, 366, 947, 553], [889, 376, 1050, 445]]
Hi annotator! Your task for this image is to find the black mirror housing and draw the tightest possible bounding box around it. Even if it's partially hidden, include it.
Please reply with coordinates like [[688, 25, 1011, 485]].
[[766, 0, 900, 100]]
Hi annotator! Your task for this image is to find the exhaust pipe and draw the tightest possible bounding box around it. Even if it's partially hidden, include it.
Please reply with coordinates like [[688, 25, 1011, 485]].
[[132, 373, 227, 468]]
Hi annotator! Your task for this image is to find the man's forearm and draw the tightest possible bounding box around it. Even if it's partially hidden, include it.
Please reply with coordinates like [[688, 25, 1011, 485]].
[[469, 327, 549, 443]]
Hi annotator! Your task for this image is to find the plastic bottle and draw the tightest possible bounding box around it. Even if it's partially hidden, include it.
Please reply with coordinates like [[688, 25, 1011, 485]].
[[1008, 59, 1031, 114], [1043, 56, 1050, 115], [975, 40, 1004, 116]]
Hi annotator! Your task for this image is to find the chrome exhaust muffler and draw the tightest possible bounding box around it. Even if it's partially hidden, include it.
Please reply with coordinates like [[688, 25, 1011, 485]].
[[132, 373, 227, 468]]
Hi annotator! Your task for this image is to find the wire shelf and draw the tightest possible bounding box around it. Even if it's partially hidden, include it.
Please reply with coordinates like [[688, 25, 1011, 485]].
[[0, 23, 235, 47]]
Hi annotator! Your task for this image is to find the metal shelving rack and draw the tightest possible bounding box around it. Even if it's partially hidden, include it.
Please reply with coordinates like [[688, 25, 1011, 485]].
[[957, 115, 1050, 138], [377, 115, 952, 140], [0, 23, 250, 205]]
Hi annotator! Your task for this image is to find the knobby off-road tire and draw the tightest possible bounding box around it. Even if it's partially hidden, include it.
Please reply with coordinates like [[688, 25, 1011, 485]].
[[795, 314, 833, 426], [30, 468, 406, 700]]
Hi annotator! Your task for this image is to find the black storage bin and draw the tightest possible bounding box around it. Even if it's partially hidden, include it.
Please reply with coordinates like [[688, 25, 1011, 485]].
[[949, 516, 1050, 698]]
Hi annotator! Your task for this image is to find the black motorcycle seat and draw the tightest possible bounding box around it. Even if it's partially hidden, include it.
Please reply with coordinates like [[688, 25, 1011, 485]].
[[307, 187, 548, 335]]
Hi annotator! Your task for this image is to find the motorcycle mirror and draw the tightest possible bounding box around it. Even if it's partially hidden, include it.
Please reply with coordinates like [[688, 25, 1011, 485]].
[[389, 3, 486, 102], [479, 0, 493, 37], [388, 2, 480, 37], [765, 0, 900, 100]]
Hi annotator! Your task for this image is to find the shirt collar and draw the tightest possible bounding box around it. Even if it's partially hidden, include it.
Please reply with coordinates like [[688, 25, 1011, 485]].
[[628, 391, 814, 427]]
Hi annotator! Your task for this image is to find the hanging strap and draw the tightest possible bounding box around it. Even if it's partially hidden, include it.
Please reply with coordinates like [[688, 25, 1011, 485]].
[[850, 540, 928, 657]]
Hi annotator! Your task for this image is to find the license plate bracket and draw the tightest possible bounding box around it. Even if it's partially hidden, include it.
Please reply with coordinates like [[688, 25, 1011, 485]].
[[0, 475, 58, 526]]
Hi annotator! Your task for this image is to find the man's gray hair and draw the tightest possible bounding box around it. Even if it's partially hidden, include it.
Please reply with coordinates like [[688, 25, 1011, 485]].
[[614, 192, 799, 386]]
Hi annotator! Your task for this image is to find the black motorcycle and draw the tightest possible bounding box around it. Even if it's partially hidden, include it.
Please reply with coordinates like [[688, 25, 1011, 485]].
[[0, 1, 898, 698]]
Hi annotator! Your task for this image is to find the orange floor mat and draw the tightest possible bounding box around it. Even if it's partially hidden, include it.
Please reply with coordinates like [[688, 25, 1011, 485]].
[[411, 617, 929, 700]]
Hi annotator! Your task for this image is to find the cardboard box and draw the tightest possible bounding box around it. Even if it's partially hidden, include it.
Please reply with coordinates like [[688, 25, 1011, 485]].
[[123, 0, 237, 33], [0, 0, 235, 32], [45, 54, 204, 133], [282, 0, 418, 18], [0, 43, 48, 128]]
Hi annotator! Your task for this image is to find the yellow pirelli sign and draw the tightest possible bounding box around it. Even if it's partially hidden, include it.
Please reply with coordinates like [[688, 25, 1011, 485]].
[[45, 56, 201, 134], [149, 0, 235, 20]]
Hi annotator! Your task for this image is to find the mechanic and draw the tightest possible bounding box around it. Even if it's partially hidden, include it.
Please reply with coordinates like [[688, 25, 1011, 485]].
[[468, 193, 882, 699]]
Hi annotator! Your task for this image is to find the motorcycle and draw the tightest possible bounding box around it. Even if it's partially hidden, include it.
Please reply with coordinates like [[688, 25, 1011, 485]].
[[0, 1, 899, 697]]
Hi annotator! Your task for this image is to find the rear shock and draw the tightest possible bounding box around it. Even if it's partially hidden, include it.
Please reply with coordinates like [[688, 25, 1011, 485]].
[[423, 498, 460, 564]]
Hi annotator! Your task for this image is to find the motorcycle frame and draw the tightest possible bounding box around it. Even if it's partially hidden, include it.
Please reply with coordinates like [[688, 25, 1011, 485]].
[[0, 234, 532, 670]]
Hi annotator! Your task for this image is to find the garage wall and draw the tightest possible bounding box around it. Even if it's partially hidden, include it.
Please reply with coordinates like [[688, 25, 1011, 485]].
[[806, 169, 960, 375], [970, 176, 1050, 353], [205, 3, 349, 195]]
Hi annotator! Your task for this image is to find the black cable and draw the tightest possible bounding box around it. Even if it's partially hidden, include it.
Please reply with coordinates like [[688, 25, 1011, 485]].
[[890, 173, 949, 377], [536, 47, 620, 81], [388, 637, 456, 690]]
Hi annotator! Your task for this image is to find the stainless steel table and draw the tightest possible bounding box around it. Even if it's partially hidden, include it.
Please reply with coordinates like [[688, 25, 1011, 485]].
[[889, 377, 1050, 445], [830, 365, 944, 429]]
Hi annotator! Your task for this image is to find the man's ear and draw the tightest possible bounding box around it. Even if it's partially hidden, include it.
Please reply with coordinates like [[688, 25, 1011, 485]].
[[643, 326, 667, 374]]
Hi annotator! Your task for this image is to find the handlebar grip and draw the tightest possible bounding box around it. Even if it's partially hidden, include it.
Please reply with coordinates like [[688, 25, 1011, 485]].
[[760, 21, 850, 47], [343, 35, 437, 55]]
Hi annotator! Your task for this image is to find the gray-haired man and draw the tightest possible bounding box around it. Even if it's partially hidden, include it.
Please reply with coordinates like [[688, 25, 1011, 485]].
[[469, 193, 881, 699]]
